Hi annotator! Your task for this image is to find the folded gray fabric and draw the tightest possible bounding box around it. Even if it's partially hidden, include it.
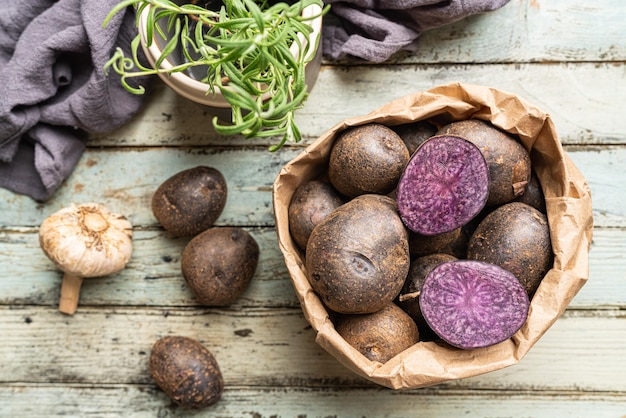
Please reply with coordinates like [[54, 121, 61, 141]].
[[322, 0, 511, 62], [0, 0, 151, 201]]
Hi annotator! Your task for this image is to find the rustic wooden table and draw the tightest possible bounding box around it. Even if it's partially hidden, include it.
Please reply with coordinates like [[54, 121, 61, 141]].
[[1, 0, 625, 416]]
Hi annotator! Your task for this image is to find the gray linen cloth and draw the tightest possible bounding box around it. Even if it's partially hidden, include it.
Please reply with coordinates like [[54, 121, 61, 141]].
[[323, 0, 511, 62], [0, 0, 150, 201]]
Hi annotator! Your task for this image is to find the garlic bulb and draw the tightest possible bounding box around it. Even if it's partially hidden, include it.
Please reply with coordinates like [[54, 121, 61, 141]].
[[39, 203, 133, 314]]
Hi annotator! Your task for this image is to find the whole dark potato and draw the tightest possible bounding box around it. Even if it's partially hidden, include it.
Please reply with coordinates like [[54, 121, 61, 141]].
[[514, 170, 546, 213], [397, 253, 457, 340], [467, 202, 553, 297], [335, 303, 419, 363], [149, 336, 223, 409], [288, 180, 344, 250], [182, 227, 259, 306], [392, 120, 438, 155], [306, 194, 410, 314], [437, 119, 531, 207], [328, 123, 410, 198], [152, 166, 227, 237], [409, 226, 471, 259]]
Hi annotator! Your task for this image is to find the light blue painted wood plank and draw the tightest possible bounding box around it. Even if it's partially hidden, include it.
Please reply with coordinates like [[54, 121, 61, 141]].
[[0, 147, 301, 228], [411, 0, 626, 64], [0, 307, 624, 392], [0, 227, 622, 309], [90, 63, 626, 147], [0, 145, 622, 228], [1, 385, 625, 418]]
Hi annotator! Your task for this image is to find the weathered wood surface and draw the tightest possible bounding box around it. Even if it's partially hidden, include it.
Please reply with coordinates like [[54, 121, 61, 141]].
[[1, 0, 625, 416], [1, 306, 625, 389], [0, 146, 624, 228], [0, 228, 624, 309], [2, 386, 625, 418], [90, 62, 626, 147]]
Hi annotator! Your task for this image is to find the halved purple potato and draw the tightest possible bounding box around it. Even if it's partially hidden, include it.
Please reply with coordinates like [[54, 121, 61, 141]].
[[419, 260, 530, 349], [396, 135, 489, 236]]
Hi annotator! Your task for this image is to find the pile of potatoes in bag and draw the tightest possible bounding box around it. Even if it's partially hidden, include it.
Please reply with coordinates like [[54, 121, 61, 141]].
[[288, 118, 553, 361]]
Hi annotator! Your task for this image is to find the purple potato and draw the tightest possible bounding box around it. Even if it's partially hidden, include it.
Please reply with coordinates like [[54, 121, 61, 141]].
[[182, 227, 259, 306], [306, 194, 410, 314], [396, 135, 489, 236], [152, 166, 227, 237], [397, 253, 457, 340], [288, 180, 344, 250], [392, 120, 438, 155], [419, 260, 530, 349], [329, 123, 410, 198], [335, 303, 419, 363], [149, 336, 223, 409]]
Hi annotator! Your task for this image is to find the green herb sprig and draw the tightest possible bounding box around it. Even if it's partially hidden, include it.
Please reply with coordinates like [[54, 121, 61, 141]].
[[103, 0, 327, 151]]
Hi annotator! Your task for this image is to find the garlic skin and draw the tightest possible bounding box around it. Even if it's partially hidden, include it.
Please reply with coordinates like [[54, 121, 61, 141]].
[[39, 203, 133, 314]]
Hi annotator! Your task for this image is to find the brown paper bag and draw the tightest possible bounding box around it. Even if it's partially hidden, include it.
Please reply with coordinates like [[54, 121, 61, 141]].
[[272, 82, 593, 389]]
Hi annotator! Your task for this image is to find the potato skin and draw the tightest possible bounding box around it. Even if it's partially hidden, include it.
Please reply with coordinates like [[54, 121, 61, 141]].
[[437, 119, 531, 207], [514, 170, 546, 213], [409, 226, 471, 259], [329, 123, 410, 198], [182, 227, 259, 306], [467, 202, 553, 297], [288, 180, 344, 250], [152, 166, 227, 237], [392, 120, 438, 156], [305, 194, 410, 314], [335, 304, 419, 363], [397, 253, 457, 340], [149, 336, 223, 409]]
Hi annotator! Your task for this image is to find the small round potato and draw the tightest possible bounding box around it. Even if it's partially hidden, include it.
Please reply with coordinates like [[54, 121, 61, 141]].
[[152, 166, 227, 237], [182, 227, 259, 306], [397, 253, 457, 340], [149, 336, 223, 409], [335, 303, 419, 363], [329, 123, 410, 198], [467, 201, 552, 297], [288, 180, 344, 250], [392, 120, 438, 155]]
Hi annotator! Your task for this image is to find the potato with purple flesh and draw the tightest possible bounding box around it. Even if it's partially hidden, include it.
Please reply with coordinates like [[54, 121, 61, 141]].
[[329, 123, 410, 198], [397, 253, 457, 340], [420, 260, 530, 350], [152, 166, 227, 237], [182, 227, 259, 306], [437, 119, 531, 207], [306, 194, 410, 314], [149, 336, 224, 409], [288, 180, 344, 250], [467, 201, 552, 297], [396, 135, 490, 236], [335, 304, 419, 363]]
